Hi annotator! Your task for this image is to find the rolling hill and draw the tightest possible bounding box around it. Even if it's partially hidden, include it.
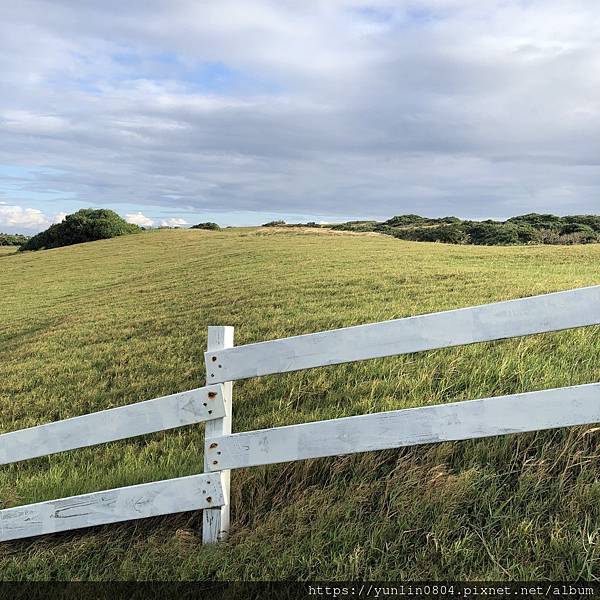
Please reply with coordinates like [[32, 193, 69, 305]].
[[1, 227, 599, 580]]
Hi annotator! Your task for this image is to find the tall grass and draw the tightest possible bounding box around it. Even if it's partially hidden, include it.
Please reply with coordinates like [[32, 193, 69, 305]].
[[0, 228, 599, 580]]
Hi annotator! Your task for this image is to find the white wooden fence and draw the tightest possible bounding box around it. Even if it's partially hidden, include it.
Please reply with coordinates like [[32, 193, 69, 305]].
[[2, 285, 600, 544]]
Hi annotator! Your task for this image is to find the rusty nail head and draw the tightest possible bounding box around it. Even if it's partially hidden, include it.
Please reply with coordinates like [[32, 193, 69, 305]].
[[212, 460, 218, 465], [206, 496, 212, 503], [208, 391, 217, 399], [209, 442, 218, 449], [211, 356, 217, 362]]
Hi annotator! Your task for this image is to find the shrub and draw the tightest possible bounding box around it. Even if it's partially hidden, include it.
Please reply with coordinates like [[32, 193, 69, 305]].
[[559, 231, 598, 245], [262, 220, 286, 227], [284, 222, 322, 228], [332, 222, 377, 232], [562, 215, 600, 232], [533, 228, 562, 244], [559, 222, 595, 236], [191, 222, 221, 230], [0, 233, 30, 246], [465, 222, 527, 245], [20, 209, 141, 251], [307, 213, 600, 246], [428, 224, 469, 244], [383, 214, 428, 227], [437, 216, 461, 224], [506, 213, 563, 230]]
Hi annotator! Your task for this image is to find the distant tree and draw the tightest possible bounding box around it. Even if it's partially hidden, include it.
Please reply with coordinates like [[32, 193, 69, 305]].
[[311, 212, 600, 246], [437, 216, 461, 224], [562, 215, 600, 232], [559, 222, 596, 236], [262, 220, 286, 227], [190, 222, 221, 230], [20, 209, 141, 251], [383, 214, 427, 227], [465, 222, 525, 245], [428, 224, 469, 244], [0, 233, 30, 246], [506, 213, 562, 230]]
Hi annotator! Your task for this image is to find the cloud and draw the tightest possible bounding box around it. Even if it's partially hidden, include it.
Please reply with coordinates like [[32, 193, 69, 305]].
[[53, 212, 67, 223], [160, 217, 188, 227], [0, 1, 599, 220], [126, 211, 154, 227], [0, 204, 50, 228]]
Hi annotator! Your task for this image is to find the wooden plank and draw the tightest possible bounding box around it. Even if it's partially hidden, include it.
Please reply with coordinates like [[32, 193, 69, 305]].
[[206, 382, 600, 470], [0, 473, 224, 542], [202, 326, 234, 544], [205, 285, 600, 383], [0, 384, 226, 466]]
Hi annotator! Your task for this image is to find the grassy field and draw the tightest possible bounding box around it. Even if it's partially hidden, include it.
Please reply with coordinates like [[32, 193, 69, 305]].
[[1, 227, 600, 580]]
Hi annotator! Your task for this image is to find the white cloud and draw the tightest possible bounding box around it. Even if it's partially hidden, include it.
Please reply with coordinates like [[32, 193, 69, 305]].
[[53, 212, 67, 223], [0, 204, 50, 228], [0, 1, 599, 219], [126, 211, 154, 227], [160, 217, 188, 227]]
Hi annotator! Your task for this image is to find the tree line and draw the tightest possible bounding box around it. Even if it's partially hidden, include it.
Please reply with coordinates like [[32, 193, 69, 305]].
[[331, 213, 600, 245]]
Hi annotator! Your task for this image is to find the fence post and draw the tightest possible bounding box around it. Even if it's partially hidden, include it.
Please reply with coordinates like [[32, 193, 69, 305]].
[[202, 326, 234, 544]]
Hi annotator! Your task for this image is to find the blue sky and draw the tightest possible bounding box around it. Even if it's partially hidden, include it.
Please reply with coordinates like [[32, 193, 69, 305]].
[[1, 1, 599, 233]]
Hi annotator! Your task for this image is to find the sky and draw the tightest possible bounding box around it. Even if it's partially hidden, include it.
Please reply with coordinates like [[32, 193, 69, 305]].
[[1, 0, 599, 233]]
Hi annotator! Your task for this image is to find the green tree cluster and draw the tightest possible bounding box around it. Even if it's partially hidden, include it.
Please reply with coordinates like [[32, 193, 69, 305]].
[[332, 213, 600, 246], [0, 233, 30, 246], [20, 209, 141, 251], [262, 220, 286, 227], [190, 222, 221, 230]]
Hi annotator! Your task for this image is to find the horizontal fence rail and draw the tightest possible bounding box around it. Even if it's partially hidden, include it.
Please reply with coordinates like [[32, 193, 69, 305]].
[[0, 384, 226, 465], [0, 474, 224, 542], [205, 285, 600, 383], [4, 285, 600, 545], [206, 382, 600, 471]]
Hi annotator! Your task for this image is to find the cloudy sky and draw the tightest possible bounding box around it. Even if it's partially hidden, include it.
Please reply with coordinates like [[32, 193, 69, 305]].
[[1, 0, 599, 233]]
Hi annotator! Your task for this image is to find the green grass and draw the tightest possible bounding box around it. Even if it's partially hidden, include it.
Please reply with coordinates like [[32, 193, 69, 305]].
[[1, 227, 600, 581]]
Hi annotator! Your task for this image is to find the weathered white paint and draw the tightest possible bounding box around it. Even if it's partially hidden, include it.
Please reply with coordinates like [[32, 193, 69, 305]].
[[0, 384, 226, 465], [205, 286, 600, 383], [206, 383, 600, 470], [0, 473, 224, 542], [202, 326, 234, 544]]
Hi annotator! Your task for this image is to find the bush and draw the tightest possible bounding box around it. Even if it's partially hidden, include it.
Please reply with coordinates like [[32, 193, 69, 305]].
[[0, 233, 30, 246], [559, 231, 598, 244], [427, 224, 469, 244], [320, 213, 600, 246], [532, 228, 562, 244], [20, 209, 141, 251], [562, 215, 600, 232], [190, 222, 220, 230], [378, 223, 469, 244], [506, 213, 563, 230], [262, 220, 286, 227], [465, 222, 529, 245], [283, 222, 323, 228], [383, 214, 428, 227], [559, 222, 595, 236], [332, 221, 377, 232]]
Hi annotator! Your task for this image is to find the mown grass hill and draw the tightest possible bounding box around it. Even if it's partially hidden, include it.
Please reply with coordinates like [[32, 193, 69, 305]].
[[1, 227, 600, 580]]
